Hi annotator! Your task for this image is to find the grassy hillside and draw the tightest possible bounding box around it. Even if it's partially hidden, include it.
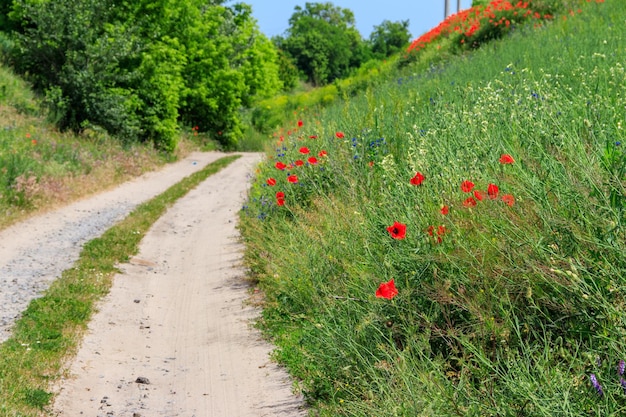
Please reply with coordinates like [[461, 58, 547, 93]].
[[241, 0, 625, 415], [0, 64, 216, 230]]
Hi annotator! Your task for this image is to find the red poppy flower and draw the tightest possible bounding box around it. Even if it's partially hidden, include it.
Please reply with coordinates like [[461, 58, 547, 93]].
[[297, 120, 303, 127], [318, 150, 328, 157], [461, 180, 475, 193], [473, 190, 485, 201], [387, 221, 407, 240], [501, 194, 515, 206], [487, 183, 499, 199], [299, 147, 310, 154], [276, 191, 285, 199], [410, 172, 425, 186], [295, 160, 304, 167], [463, 197, 477, 207], [308, 156, 318, 165], [440, 205, 449, 215], [309, 135, 318, 139], [267, 178, 277, 186], [336, 131, 345, 139], [276, 198, 285, 206], [275, 161, 287, 170], [499, 154, 515, 164], [287, 175, 298, 183], [375, 279, 398, 300], [427, 225, 444, 243]]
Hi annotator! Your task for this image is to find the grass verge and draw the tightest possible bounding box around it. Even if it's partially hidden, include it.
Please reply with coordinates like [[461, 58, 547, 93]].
[[241, 1, 625, 415], [0, 154, 240, 416]]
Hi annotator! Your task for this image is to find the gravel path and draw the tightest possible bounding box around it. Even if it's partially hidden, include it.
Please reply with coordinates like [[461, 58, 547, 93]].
[[52, 152, 306, 416], [1, 151, 306, 416], [0, 152, 224, 342]]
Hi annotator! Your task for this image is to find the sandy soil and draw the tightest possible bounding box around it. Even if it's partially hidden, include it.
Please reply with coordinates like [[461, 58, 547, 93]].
[[0, 152, 305, 416]]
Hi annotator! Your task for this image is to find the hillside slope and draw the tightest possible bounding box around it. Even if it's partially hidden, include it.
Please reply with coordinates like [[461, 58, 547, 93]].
[[241, 1, 625, 415]]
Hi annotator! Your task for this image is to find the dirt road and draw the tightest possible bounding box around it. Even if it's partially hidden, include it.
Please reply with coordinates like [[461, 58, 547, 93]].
[[0, 152, 305, 416]]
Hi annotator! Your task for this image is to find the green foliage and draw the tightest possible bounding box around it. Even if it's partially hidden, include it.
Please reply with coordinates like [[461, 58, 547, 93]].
[[274, 48, 300, 92], [3, 0, 284, 151], [243, 0, 626, 415], [22, 388, 52, 409], [368, 19, 411, 59], [280, 2, 365, 86]]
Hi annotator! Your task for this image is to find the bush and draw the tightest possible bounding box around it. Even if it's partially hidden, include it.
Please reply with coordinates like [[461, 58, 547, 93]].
[[5, 0, 283, 151]]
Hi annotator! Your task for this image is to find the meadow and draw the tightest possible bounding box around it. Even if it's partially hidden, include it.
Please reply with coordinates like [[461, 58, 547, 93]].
[[241, 0, 626, 415]]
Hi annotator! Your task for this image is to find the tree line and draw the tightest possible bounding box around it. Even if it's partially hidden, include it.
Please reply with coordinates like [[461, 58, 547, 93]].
[[0, 1, 411, 150]]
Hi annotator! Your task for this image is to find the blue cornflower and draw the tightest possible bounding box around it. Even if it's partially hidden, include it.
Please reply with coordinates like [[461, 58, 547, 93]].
[[589, 374, 604, 396]]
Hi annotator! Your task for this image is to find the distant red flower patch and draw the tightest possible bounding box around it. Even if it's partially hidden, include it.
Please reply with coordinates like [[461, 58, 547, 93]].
[[461, 180, 475, 193], [267, 178, 277, 186], [410, 172, 425, 186], [318, 150, 328, 157], [427, 225, 446, 243], [295, 160, 304, 167], [440, 205, 449, 215], [463, 197, 477, 207], [288, 175, 298, 183], [276, 198, 285, 206], [499, 154, 515, 164], [375, 279, 398, 300], [387, 221, 407, 240], [275, 161, 287, 170], [309, 135, 318, 139], [276, 191, 285, 199], [299, 147, 310, 154], [488, 183, 499, 199], [297, 120, 303, 127], [308, 156, 318, 165], [473, 190, 485, 201], [501, 194, 515, 206], [336, 131, 345, 139]]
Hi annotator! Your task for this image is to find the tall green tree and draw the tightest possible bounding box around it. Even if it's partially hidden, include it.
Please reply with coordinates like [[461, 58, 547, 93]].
[[280, 2, 365, 86], [368, 19, 411, 59], [4, 0, 283, 150]]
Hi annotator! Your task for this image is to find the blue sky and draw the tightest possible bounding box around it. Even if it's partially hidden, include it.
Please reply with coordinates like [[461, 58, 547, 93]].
[[236, 0, 474, 40]]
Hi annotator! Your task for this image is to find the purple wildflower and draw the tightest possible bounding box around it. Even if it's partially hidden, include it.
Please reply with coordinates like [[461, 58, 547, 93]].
[[619, 360, 625, 376], [590, 374, 604, 396]]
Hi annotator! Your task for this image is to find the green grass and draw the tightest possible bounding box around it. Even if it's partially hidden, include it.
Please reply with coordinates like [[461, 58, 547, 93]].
[[0, 62, 230, 230], [241, 0, 625, 415], [0, 154, 239, 416]]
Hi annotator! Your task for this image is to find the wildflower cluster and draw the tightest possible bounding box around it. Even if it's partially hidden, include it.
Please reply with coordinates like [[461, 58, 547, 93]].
[[243, 118, 331, 220], [377, 153, 517, 299], [407, 0, 602, 53], [588, 358, 626, 398]]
